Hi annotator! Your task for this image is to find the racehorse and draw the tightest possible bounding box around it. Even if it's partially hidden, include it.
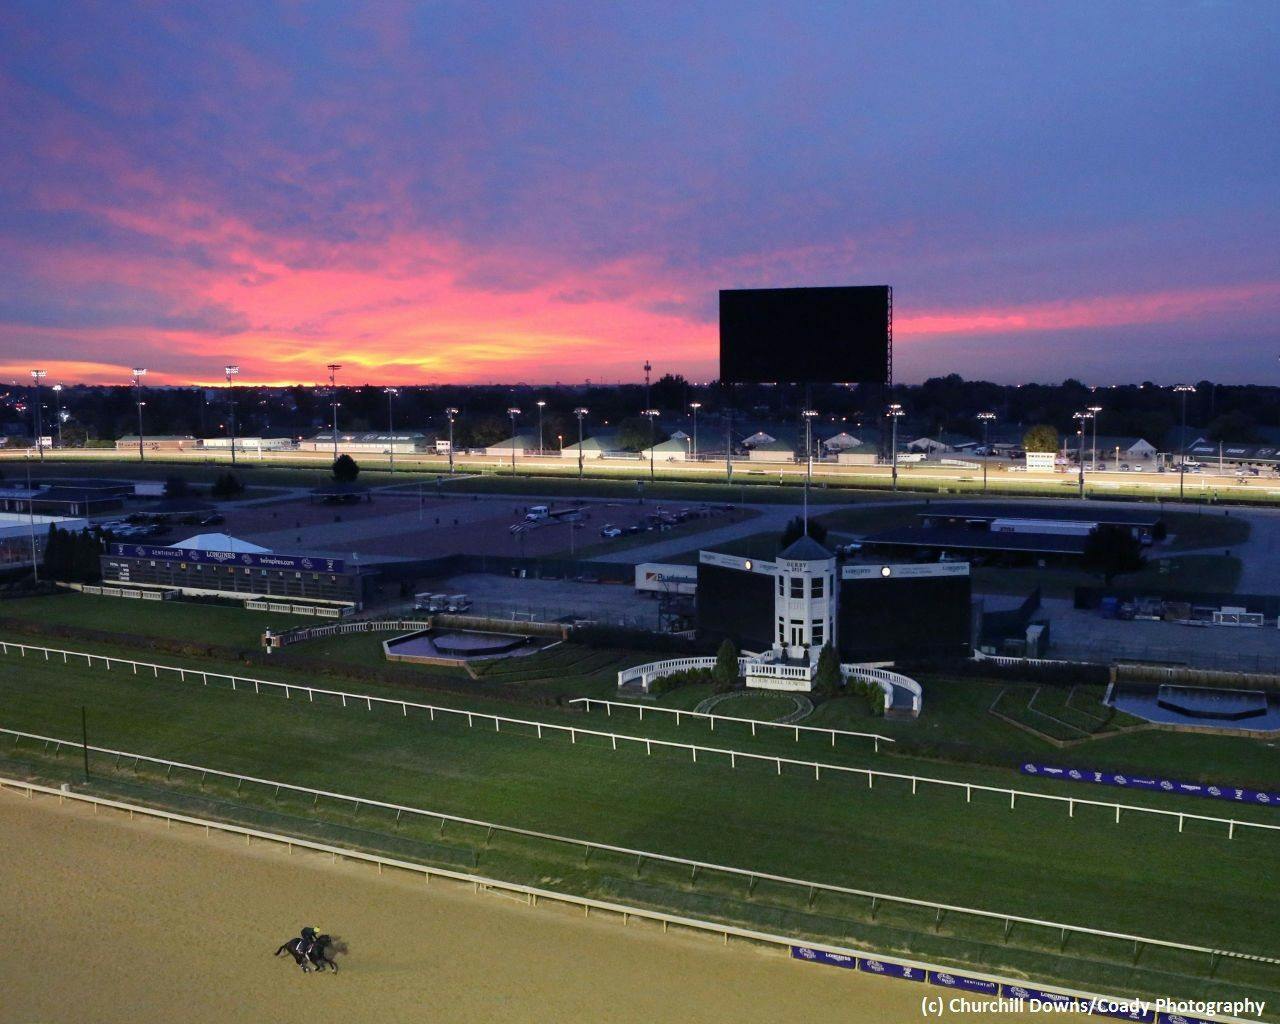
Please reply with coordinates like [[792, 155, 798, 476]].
[[274, 934, 339, 973]]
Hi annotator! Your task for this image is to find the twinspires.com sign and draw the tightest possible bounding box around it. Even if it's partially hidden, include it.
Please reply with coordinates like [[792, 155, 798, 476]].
[[1021, 762, 1280, 808], [112, 544, 345, 574]]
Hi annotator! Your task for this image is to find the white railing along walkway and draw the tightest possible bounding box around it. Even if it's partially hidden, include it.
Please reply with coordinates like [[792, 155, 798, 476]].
[[569, 697, 892, 747], [2, 775, 1261, 1020], [843, 665, 923, 716], [2, 736, 1274, 970]]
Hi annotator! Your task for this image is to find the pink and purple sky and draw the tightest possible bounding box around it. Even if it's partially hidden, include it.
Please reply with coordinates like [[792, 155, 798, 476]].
[[1, 2, 1276, 387]]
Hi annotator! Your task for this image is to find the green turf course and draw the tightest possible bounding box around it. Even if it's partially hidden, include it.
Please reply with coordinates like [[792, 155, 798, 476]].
[[1, 656, 1277, 968]]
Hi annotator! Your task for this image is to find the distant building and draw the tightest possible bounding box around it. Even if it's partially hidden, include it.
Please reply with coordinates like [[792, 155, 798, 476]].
[[0, 513, 89, 569], [1089, 436, 1158, 462], [484, 433, 539, 458], [298, 431, 432, 454], [640, 437, 689, 461], [835, 443, 882, 466], [114, 435, 197, 451], [201, 437, 294, 452], [560, 432, 623, 460]]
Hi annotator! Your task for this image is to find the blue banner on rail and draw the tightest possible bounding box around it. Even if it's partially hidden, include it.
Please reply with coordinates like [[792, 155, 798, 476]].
[[1021, 762, 1279, 808], [858, 957, 925, 981], [111, 543, 345, 573], [929, 971, 999, 994], [790, 946, 855, 969]]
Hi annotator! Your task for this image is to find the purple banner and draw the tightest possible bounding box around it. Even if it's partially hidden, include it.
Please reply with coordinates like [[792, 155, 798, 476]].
[[858, 957, 925, 982], [1159, 1016, 1216, 1024], [929, 971, 999, 994], [1021, 762, 1279, 808], [112, 543, 345, 574], [790, 946, 855, 969]]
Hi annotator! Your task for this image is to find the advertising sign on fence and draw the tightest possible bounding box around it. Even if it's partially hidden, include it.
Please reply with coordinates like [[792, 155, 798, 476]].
[[1021, 763, 1280, 809], [112, 543, 345, 573], [857, 957, 925, 981], [928, 971, 999, 994], [790, 946, 856, 969]]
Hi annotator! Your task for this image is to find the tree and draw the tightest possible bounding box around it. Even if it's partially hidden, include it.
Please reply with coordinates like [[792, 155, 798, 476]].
[[615, 416, 652, 452], [1023, 424, 1059, 453], [811, 644, 842, 699], [210, 472, 244, 499], [1082, 526, 1145, 585], [712, 638, 739, 692], [332, 454, 360, 483], [779, 516, 829, 549]]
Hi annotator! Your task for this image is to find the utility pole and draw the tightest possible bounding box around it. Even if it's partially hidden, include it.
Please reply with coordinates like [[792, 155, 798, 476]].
[[384, 387, 398, 474], [1087, 404, 1102, 471], [574, 407, 588, 480], [30, 369, 45, 460], [643, 359, 652, 412], [507, 407, 521, 476], [224, 364, 239, 466], [1174, 384, 1195, 500], [887, 403, 904, 492], [1073, 410, 1093, 500], [327, 363, 342, 462], [689, 401, 701, 459], [536, 399, 546, 456], [445, 407, 458, 474], [977, 412, 995, 494], [52, 383, 64, 448], [131, 368, 147, 462], [642, 409, 660, 482]]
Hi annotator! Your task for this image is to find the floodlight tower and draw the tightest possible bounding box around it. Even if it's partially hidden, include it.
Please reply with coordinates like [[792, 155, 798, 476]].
[[1087, 405, 1102, 471], [224, 364, 240, 465], [131, 368, 148, 462], [326, 363, 342, 460], [1073, 410, 1094, 499], [51, 384, 64, 448], [977, 412, 996, 494], [573, 407, 588, 480], [887, 403, 904, 492], [384, 387, 399, 474], [642, 408, 660, 481], [445, 407, 459, 474], [506, 407, 521, 476], [689, 401, 701, 458], [536, 399, 546, 455], [643, 359, 652, 412], [1174, 384, 1196, 499], [802, 409, 819, 531], [29, 370, 45, 461]]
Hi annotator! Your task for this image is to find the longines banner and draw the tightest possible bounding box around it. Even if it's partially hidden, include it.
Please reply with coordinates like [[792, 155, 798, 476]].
[[111, 544, 345, 574], [1021, 762, 1280, 808]]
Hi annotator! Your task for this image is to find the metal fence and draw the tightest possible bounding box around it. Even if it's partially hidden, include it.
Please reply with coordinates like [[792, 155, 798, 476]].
[[4, 639, 1278, 836], [4, 775, 1261, 1023], [2, 739, 1273, 974]]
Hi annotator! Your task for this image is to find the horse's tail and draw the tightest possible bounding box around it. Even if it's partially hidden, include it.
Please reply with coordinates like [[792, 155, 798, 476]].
[[274, 943, 291, 957]]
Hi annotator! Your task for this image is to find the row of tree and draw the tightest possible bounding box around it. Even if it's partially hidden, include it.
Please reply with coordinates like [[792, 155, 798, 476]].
[[41, 525, 104, 583]]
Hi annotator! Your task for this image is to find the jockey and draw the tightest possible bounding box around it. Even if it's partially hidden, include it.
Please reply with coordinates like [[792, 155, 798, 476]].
[[300, 926, 319, 955]]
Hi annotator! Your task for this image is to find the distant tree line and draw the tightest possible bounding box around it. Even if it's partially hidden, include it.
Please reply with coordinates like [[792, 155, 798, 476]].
[[42, 525, 104, 583]]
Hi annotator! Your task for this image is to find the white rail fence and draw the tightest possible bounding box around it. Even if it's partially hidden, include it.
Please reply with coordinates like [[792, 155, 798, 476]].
[[1, 739, 1273, 972], [4, 640, 1278, 834], [568, 697, 892, 747], [1, 777, 1260, 1022]]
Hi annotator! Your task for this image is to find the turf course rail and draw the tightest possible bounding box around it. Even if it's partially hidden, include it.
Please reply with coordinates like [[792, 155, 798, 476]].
[[3, 723, 1277, 972], [1, 775, 1263, 1024], [2, 638, 1277, 838]]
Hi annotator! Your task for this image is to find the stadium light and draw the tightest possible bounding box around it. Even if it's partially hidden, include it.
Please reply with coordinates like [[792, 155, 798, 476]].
[[977, 412, 996, 493], [507, 407, 521, 476], [573, 407, 588, 480], [689, 402, 702, 459], [887, 404, 905, 492], [536, 399, 546, 456], [132, 368, 148, 462], [1072, 410, 1095, 499], [642, 408, 660, 482], [224, 365, 240, 466], [51, 383, 64, 448], [327, 363, 342, 460], [384, 387, 399, 474], [1087, 405, 1102, 472], [802, 409, 820, 531], [1174, 384, 1196, 499], [30, 370, 46, 461], [445, 407, 459, 474]]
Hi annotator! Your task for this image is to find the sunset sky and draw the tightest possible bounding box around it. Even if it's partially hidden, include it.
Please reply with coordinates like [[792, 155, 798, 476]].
[[1, 2, 1276, 386]]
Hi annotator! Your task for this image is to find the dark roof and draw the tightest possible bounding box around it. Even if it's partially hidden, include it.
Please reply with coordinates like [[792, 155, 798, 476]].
[[144, 498, 217, 515], [310, 481, 370, 496], [31, 486, 126, 503], [779, 536, 834, 561], [920, 502, 1161, 527], [865, 525, 1088, 556]]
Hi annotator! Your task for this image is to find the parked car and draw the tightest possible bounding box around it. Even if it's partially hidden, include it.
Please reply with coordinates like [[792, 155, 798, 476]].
[[599, 524, 622, 539], [198, 513, 225, 525]]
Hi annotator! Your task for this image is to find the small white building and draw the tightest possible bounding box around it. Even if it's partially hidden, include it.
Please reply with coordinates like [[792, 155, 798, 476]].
[[201, 437, 294, 452], [560, 433, 622, 460]]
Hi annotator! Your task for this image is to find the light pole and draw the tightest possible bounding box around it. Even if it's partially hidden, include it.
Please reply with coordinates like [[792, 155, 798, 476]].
[[536, 400, 546, 456], [689, 402, 701, 459], [643, 359, 652, 411], [224, 364, 239, 466], [1073, 410, 1094, 499], [642, 408, 660, 482], [327, 363, 342, 461], [131, 368, 147, 462], [802, 409, 819, 532], [30, 369, 45, 460], [887, 404, 904, 492], [507, 407, 521, 476], [1175, 384, 1195, 500], [445, 407, 458, 474], [573, 407, 588, 480], [977, 412, 996, 494], [384, 387, 398, 474], [1087, 405, 1102, 471], [52, 384, 64, 448]]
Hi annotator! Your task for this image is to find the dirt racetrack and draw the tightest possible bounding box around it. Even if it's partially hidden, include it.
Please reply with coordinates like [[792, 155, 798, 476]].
[[0, 793, 1042, 1024]]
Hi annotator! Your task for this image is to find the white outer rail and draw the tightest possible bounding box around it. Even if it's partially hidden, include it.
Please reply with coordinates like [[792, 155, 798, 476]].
[[1, 740, 1274, 971], [0, 777, 1261, 1024]]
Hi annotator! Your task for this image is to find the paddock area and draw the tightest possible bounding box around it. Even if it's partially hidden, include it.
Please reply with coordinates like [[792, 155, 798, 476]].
[[0, 793, 1038, 1023]]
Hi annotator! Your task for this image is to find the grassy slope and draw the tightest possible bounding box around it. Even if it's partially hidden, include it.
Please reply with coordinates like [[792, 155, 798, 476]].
[[0, 655, 1275, 963]]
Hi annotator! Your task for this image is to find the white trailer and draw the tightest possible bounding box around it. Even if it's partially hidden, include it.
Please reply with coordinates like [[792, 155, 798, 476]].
[[634, 562, 697, 596], [989, 518, 1096, 537]]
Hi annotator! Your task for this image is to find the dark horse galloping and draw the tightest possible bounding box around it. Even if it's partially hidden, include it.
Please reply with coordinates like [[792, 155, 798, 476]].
[[275, 934, 339, 973]]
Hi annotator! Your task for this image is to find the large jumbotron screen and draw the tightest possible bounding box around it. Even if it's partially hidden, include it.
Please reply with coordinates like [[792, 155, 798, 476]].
[[696, 560, 775, 652], [837, 566, 971, 662], [719, 285, 891, 384]]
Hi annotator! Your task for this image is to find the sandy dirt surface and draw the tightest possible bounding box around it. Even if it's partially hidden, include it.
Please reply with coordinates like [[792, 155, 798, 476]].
[[0, 793, 1043, 1024]]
